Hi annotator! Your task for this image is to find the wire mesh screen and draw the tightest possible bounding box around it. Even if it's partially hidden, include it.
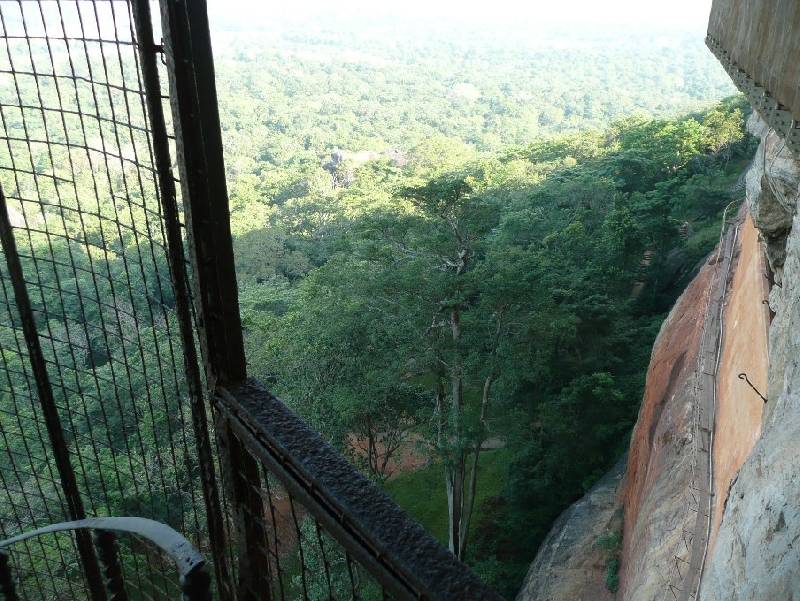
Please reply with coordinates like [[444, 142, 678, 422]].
[[221, 423, 390, 601], [0, 1, 207, 598], [0, 1, 502, 600]]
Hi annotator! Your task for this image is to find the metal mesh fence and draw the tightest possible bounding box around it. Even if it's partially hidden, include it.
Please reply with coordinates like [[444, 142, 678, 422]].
[[223, 431, 389, 601], [0, 1, 500, 599], [0, 1, 206, 598]]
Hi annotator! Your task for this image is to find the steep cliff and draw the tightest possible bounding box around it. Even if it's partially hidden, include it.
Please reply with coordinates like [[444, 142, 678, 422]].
[[618, 203, 770, 599], [517, 124, 777, 599], [700, 114, 800, 599]]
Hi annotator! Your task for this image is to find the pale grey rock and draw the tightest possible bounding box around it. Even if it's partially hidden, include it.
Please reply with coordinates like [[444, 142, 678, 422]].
[[516, 457, 625, 601], [744, 112, 800, 285], [701, 121, 800, 600]]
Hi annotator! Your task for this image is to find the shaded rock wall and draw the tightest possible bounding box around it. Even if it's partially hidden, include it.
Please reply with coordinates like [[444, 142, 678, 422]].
[[745, 114, 797, 285], [515, 458, 625, 601]]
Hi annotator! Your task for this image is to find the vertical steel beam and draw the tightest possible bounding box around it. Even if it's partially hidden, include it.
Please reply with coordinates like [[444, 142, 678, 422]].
[[0, 186, 107, 601], [216, 416, 274, 601], [130, 3, 233, 599], [157, 0, 247, 387], [156, 2, 252, 597], [92, 530, 127, 601]]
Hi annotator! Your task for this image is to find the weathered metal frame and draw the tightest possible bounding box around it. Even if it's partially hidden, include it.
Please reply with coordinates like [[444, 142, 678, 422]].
[[151, 1, 502, 599], [157, 0, 246, 387], [215, 380, 504, 601], [130, 1, 233, 598], [1, 0, 503, 596]]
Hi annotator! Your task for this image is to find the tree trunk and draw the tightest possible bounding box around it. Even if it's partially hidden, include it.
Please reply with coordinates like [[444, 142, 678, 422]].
[[458, 307, 504, 558], [446, 303, 467, 558], [446, 450, 467, 558], [458, 371, 494, 558], [366, 412, 378, 477]]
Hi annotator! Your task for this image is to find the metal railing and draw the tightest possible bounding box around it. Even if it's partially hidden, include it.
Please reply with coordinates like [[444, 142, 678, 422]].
[[0, 517, 211, 601], [0, 1, 500, 599]]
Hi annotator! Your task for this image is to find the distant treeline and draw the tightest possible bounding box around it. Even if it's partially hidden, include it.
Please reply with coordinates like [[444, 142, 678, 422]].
[[235, 95, 755, 596]]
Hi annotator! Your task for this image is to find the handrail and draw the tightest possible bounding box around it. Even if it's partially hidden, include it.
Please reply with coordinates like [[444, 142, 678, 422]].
[[0, 517, 210, 601], [216, 378, 503, 601]]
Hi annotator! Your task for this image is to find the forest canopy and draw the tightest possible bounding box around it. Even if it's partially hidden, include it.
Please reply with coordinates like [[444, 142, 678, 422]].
[[0, 7, 751, 598], [233, 92, 755, 595], [208, 12, 749, 596]]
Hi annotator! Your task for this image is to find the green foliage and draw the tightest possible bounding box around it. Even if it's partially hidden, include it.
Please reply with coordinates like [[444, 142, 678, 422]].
[[212, 17, 736, 173], [384, 448, 512, 545], [0, 10, 753, 590], [596, 528, 623, 552], [596, 523, 624, 593], [236, 94, 754, 592], [606, 557, 621, 593], [290, 519, 383, 600]]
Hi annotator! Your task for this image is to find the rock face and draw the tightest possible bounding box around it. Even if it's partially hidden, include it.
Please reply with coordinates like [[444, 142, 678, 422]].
[[517, 178, 771, 601], [708, 210, 769, 554], [700, 114, 800, 600], [617, 238, 718, 600], [744, 114, 799, 286], [515, 458, 625, 601], [617, 207, 769, 600], [517, 113, 798, 600]]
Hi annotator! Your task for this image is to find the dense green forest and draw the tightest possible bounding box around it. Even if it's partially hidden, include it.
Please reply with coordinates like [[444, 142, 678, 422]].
[[211, 14, 736, 181], [0, 7, 754, 598], [206, 14, 751, 595], [231, 91, 754, 593]]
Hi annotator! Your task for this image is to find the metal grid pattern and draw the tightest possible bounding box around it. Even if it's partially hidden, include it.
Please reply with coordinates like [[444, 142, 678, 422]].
[[0, 1, 206, 598], [215, 380, 501, 601], [222, 431, 388, 601], [0, 1, 502, 599]]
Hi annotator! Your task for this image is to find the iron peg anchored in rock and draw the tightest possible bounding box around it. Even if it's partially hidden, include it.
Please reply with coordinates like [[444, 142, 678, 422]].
[[738, 373, 768, 403]]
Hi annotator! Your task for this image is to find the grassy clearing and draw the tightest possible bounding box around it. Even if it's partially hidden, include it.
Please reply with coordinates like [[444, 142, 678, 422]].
[[384, 446, 512, 546]]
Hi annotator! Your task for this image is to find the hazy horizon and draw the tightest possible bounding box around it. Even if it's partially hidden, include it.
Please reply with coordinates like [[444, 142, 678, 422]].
[[206, 0, 713, 33]]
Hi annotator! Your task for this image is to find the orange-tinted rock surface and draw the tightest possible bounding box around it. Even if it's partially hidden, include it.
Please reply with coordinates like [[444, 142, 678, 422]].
[[708, 213, 769, 555], [618, 239, 714, 600], [701, 116, 800, 600], [516, 111, 800, 600], [618, 210, 769, 599]]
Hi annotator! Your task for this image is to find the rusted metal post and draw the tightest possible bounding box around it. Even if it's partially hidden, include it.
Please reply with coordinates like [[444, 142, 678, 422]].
[[180, 564, 213, 601], [216, 416, 274, 601], [157, 1, 253, 596], [0, 549, 18, 601], [157, 0, 247, 386], [131, 3, 233, 598], [92, 530, 128, 601]]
